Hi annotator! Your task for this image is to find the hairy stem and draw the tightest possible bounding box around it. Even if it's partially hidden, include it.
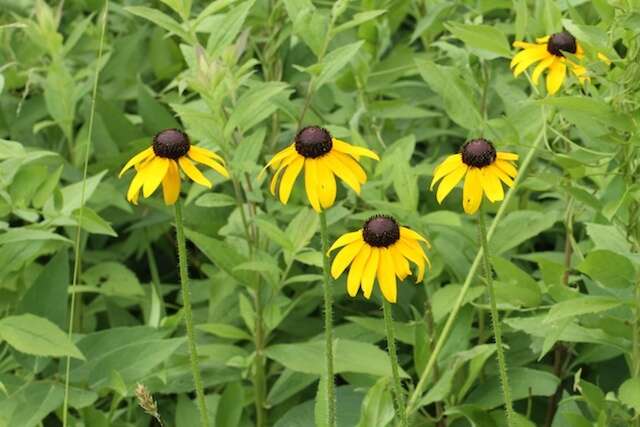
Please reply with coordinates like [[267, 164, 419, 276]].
[[175, 201, 209, 427], [383, 299, 408, 427], [319, 211, 336, 427]]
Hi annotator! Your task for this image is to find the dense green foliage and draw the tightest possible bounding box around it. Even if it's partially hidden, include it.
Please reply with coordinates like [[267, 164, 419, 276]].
[[0, 0, 639, 425]]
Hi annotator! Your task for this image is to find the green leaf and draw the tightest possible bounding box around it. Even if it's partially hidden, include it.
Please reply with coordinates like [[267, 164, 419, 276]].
[[216, 381, 244, 427], [446, 22, 511, 58], [542, 0, 562, 34], [356, 378, 394, 427], [137, 83, 181, 134], [619, 378, 640, 412], [73, 207, 117, 237], [46, 170, 108, 216], [514, 0, 528, 41], [313, 41, 364, 89], [539, 97, 634, 132], [197, 323, 252, 341], [578, 250, 635, 288], [196, 193, 237, 208], [82, 262, 144, 297], [206, 0, 255, 57], [416, 60, 482, 131], [314, 376, 328, 427], [332, 10, 386, 34], [545, 296, 623, 323], [254, 217, 294, 251], [0, 229, 71, 245], [0, 314, 84, 359], [44, 60, 76, 141], [492, 256, 542, 307], [125, 6, 192, 42], [490, 210, 558, 255], [224, 82, 290, 137]]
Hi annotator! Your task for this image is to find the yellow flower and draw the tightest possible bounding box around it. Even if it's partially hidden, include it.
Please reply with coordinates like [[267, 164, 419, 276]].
[[430, 138, 518, 215], [262, 126, 379, 212], [119, 129, 229, 205], [328, 215, 430, 303], [511, 31, 594, 95]]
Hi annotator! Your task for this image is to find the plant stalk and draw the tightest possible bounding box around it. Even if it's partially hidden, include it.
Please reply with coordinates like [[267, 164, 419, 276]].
[[478, 206, 515, 426], [319, 210, 336, 427], [174, 201, 209, 427], [382, 299, 408, 427]]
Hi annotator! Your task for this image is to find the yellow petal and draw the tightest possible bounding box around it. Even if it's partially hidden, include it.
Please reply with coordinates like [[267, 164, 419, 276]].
[[188, 148, 229, 178], [513, 40, 543, 49], [490, 164, 514, 188], [332, 151, 367, 183], [126, 168, 147, 205], [179, 156, 212, 188], [377, 248, 397, 303], [399, 226, 429, 244], [495, 159, 518, 178], [278, 156, 304, 204], [436, 164, 468, 204], [536, 35, 550, 43], [512, 47, 550, 76], [325, 151, 361, 194], [332, 139, 380, 161], [142, 157, 170, 198], [190, 145, 226, 164], [396, 239, 425, 282], [546, 60, 567, 95], [530, 56, 555, 84], [480, 167, 504, 203], [259, 145, 296, 179], [119, 147, 154, 177], [162, 160, 181, 205], [430, 154, 463, 189], [347, 245, 371, 297], [597, 52, 611, 65], [270, 155, 297, 195], [316, 158, 337, 209], [390, 245, 411, 280], [304, 158, 321, 212], [361, 248, 380, 299], [463, 168, 483, 215], [331, 240, 365, 279], [497, 152, 518, 161], [328, 230, 363, 254]]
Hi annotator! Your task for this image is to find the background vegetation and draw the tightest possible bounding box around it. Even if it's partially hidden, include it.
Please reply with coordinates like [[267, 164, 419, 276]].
[[0, 0, 639, 425]]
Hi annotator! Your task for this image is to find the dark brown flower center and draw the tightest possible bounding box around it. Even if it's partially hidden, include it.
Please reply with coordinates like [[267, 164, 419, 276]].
[[547, 32, 577, 57], [461, 138, 496, 168], [363, 215, 400, 247], [152, 129, 191, 159], [294, 126, 333, 158]]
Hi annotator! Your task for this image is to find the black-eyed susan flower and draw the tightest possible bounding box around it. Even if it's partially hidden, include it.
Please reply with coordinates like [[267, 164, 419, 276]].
[[119, 129, 229, 205], [262, 126, 379, 212], [430, 138, 518, 215], [511, 31, 599, 95], [328, 215, 430, 303]]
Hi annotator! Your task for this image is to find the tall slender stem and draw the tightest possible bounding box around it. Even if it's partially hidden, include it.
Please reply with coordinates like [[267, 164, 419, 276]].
[[62, 3, 109, 424], [254, 280, 267, 427], [406, 126, 546, 417], [382, 299, 408, 427], [478, 206, 514, 426], [174, 201, 209, 427], [319, 211, 336, 427]]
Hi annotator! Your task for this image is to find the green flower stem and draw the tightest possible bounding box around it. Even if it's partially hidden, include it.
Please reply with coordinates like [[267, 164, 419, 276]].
[[382, 299, 408, 427], [62, 3, 109, 425], [174, 200, 209, 427], [405, 126, 546, 418], [478, 205, 515, 426], [254, 280, 267, 427], [319, 210, 336, 427]]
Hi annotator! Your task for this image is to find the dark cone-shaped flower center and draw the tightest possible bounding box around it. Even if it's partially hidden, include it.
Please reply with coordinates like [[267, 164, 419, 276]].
[[294, 126, 333, 158], [152, 129, 191, 159], [547, 32, 577, 57], [363, 215, 400, 247], [461, 138, 497, 168]]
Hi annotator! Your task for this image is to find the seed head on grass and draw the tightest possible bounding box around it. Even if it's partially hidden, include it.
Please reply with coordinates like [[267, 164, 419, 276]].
[[135, 383, 164, 426]]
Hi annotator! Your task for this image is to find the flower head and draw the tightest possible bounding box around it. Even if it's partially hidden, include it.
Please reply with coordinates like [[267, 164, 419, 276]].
[[262, 126, 379, 212], [329, 215, 430, 303], [511, 31, 597, 95], [430, 138, 518, 215], [119, 129, 229, 205]]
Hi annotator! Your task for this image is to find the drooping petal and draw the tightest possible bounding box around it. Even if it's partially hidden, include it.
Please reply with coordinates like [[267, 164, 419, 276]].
[[120, 147, 154, 177], [390, 245, 411, 280], [259, 144, 296, 179], [332, 139, 380, 161], [331, 240, 365, 279], [325, 151, 361, 194], [316, 158, 337, 209], [278, 156, 304, 204], [546, 60, 567, 95], [536, 35, 550, 43], [480, 167, 504, 202], [304, 158, 321, 212], [399, 227, 429, 244], [513, 47, 550, 76], [497, 152, 518, 161], [162, 160, 181, 205], [513, 40, 544, 49], [597, 52, 611, 65], [436, 164, 468, 204], [347, 245, 371, 297], [490, 164, 514, 187], [495, 159, 518, 178], [189, 145, 226, 163], [463, 168, 483, 215], [332, 151, 367, 183], [430, 154, 463, 189], [396, 239, 425, 282], [531, 56, 555, 84], [188, 147, 229, 178], [328, 230, 363, 253], [270, 154, 298, 195], [361, 248, 380, 299], [142, 157, 170, 198], [179, 156, 212, 188], [127, 169, 147, 205], [377, 248, 397, 303]]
